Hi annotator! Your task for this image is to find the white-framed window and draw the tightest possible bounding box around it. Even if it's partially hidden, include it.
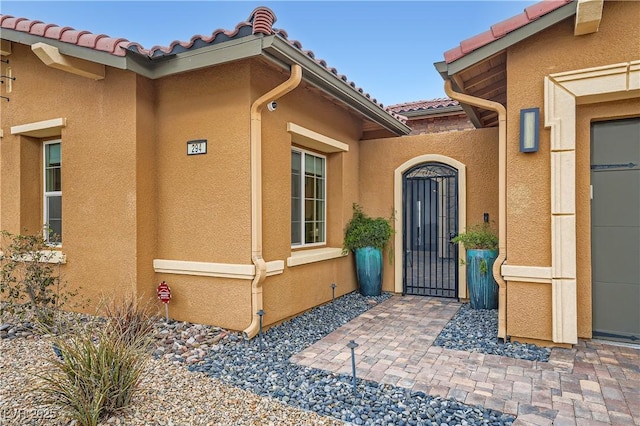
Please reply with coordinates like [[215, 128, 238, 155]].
[[291, 148, 326, 247], [43, 140, 62, 245]]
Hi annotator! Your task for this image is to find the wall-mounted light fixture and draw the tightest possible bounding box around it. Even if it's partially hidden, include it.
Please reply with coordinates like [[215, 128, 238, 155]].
[[520, 107, 540, 153]]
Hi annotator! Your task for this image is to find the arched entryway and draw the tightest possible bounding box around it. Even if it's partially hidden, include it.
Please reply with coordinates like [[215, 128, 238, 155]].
[[394, 155, 467, 298]]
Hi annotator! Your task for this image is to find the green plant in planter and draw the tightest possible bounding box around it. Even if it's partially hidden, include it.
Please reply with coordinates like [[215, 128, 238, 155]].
[[451, 222, 499, 310], [451, 223, 498, 251], [342, 204, 394, 297], [452, 223, 498, 272], [342, 203, 393, 254]]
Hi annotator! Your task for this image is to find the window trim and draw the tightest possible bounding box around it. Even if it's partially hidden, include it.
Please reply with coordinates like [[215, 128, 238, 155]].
[[291, 147, 327, 248], [43, 139, 62, 246]]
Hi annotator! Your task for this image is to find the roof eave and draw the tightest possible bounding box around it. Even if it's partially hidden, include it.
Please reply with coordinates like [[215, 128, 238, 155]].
[[1, 27, 128, 70], [124, 36, 264, 79], [2, 29, 409, 135], [438, 1, 577, 76], [262, 36, 411, 136]]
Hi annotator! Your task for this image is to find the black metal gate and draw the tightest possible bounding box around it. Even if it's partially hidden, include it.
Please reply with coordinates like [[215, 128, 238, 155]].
[[403, 163, 458, 297]]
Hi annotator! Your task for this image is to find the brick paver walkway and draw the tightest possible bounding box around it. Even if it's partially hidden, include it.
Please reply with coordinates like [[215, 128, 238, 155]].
[[290, 295, 640, 425]]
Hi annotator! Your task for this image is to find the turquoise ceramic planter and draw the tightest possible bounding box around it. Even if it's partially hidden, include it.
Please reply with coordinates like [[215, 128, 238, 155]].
[[466, 249, 499, 310], [355, 247, 383, 296]]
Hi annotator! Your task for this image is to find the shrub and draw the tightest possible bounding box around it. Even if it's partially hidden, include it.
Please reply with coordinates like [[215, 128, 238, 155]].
[[35, 296, 155, 426], [451, 223, 499, 274], [343, 203, 394, 253], [451, 223, 498, 250], [0, 230, 77, 329]]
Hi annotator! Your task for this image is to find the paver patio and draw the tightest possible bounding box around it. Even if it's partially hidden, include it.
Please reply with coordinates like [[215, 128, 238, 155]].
[[290, 295, 640, 425]]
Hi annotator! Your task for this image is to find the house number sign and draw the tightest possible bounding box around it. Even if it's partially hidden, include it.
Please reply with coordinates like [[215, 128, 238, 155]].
[[187, 139, 207, 155]]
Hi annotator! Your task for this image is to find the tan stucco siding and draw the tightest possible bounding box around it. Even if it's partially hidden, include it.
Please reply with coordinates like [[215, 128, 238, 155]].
[[135, 75, 159, 301], [507, 281, 552, 341], [506, 1, 639, 267], [504, 0, 640, 340], [150, 62, 253, 327], [0, 43, 140, 306], [155, 273, 251, 330], [256, 60, 362, 327], [359, 128, 500, 293], [154, 61, 252, 265]]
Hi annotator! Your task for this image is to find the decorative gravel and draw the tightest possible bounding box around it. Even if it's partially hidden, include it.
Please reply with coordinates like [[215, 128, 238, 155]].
[[434, 303, 551, 362], [0, 337, 344, 426], [192, 292, 516, 426]]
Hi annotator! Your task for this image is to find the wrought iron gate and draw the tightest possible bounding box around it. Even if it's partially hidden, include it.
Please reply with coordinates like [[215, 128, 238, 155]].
[[403, 163, 458, 297]]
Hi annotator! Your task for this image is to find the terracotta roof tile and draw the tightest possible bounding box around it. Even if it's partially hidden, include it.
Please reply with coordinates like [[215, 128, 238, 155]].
[[60, 29, 91, 45], [459, 30, 496, 56], [15, 18, 39, 32], [491, 13, 531, 38], [30, 22, 57, 37], [444, 0, 572, 63], [42, 26, 73, 40], [78, 33, 109, 49], [388, 98, 461, 114], [0, 7, 406, 124], [1, 15, 130, 56]]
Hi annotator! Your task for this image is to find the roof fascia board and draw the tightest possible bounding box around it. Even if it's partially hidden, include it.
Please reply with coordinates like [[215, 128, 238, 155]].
[[1, 28, 127, 69], [262, 36, 410, 135], [445, 2, 577, 76], [140, 37, 264, 79]]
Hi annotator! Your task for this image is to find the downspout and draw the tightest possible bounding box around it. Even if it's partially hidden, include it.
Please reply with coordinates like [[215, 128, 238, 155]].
[[444, 79, 508, 340], [243, 64, 302, 339]]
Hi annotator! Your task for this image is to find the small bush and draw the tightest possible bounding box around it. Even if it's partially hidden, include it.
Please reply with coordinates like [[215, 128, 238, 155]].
[[35, 296, 155, 426], [343, 203, 394, 253], [0, 230, 78, 330], [451, 223, 498, 250]]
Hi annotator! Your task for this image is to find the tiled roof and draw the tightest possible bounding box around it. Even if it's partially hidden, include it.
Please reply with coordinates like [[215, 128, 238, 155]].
[[444, 0, 573, 63], [0, 15, 132, 56], [388, 98, 461, 114], [0, 7, 405, 122]]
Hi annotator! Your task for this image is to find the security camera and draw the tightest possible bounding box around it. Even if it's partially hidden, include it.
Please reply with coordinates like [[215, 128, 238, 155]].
[[267, 101, 277, 112]]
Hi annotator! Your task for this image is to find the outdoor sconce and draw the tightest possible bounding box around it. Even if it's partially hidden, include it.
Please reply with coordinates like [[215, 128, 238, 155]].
[[519, 107, 540, 153]]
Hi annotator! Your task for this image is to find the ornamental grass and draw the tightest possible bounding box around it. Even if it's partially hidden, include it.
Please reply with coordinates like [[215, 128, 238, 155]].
[[34, 295, 157, 426]]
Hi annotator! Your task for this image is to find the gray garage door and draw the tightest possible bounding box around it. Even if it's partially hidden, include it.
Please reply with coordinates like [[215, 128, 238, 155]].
[[591, 118, 640, 343]]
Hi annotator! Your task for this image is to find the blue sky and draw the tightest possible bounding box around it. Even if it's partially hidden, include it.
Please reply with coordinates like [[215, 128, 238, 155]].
[[1, 1, 538, 106]]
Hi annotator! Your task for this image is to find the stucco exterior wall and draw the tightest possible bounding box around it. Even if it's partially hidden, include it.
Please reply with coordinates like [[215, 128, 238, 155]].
[[134, 75, 158, 302], [504, 0, 640, 341], [0, 43, 140, 306], [256, 60, 362, 327], [154, 61, 251, 264], [359, 128, 500, 293], [150, 61, 252, 329]]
